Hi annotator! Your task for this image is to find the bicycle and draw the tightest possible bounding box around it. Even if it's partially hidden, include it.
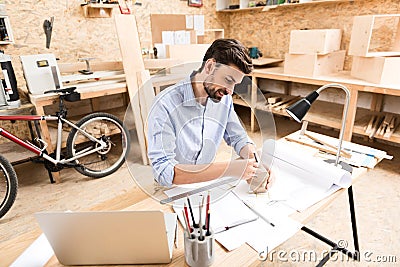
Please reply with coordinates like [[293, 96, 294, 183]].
[[0, 87, 130, 218]]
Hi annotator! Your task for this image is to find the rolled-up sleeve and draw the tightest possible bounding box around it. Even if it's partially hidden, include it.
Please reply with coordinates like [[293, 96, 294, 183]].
[[147, 104, 178, 187], [223, 101, 251, 156]]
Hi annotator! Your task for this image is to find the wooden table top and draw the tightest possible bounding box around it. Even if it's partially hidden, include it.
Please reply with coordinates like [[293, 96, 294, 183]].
[[2, 131, 380, 266]]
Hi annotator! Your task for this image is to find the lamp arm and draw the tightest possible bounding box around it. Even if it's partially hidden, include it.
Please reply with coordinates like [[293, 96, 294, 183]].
[[316, 84, 350, 167]]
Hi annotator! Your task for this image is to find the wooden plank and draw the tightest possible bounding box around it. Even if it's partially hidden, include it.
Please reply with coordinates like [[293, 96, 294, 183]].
[[343, 87, 358, 141], [34, 104, 60, 183], [29, 83, 127, 105], [284, 50, 345, 77], [143, 58, 183, 70], [252, 57, 283, 67], [114, 14, 148, 165], [365, 115, 376, 134], [384, 116, 397, 138], [369, 114, 383, 139], [270, 95, 297, 108], [348, 14, 400, 57], [348, 15, 375, 57], [285, 133, 350, 159], [90, 94, 125, 112], [58, 61, 123, 73], [61, 70, 124, 84], [262, 0, 354, 11], [305, 132, 351, 158], [275, 96, 301, 111], [137, 70, 155, 155], [166, 44, 210, 62], [267, 96, 282, 104], [250, 75, 258, 132], [351, 56, 400, 85], [370, 93, 383, 112], [289, 29, 342, 55]]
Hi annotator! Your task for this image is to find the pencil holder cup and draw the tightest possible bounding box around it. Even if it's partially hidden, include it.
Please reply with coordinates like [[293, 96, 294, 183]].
[[184, 227, 215, 267]]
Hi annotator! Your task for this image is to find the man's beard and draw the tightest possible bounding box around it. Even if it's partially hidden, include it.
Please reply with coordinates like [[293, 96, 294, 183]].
[[203, 82, 227, 103]]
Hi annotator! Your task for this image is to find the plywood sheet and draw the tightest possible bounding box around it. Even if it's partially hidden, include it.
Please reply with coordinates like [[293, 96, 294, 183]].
[[114, 14, 148, 165]]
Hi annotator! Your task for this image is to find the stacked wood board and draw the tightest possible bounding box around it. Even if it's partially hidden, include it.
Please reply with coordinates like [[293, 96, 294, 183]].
[[115, 14, 155, 165], [364, 113, 398, 139], [349, 14, 400, 85], [283, 29, 345, 77]]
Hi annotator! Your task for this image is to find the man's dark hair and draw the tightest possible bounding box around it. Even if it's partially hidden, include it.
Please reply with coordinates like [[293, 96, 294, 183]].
[[199, 39, 253, 74]]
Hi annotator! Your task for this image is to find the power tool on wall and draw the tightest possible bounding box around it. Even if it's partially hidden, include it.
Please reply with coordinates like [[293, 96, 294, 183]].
[[0, 51, 20, 108]]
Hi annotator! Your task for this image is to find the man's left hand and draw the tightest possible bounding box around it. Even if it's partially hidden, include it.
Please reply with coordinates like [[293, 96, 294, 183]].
[[248, 168, 275, 193]]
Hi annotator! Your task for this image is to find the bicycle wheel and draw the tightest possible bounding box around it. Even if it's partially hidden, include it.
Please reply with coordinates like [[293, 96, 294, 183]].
[[0, 154, 18, 219], [66, 112, 130, 178]]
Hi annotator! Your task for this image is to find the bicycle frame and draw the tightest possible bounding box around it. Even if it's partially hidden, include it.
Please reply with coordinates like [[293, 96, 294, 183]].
[[0, 115, 108, 165]]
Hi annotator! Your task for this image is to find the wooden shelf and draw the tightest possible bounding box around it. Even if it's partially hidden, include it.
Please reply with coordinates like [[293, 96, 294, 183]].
[[262, 0, 354, 11], [233, 97, 250, 107], [353, 112, 400, 143], [217, 6, 264, 13], [81, 3, 118, 18], [216, 0, 353, 13], [254, 95, 400, 142]]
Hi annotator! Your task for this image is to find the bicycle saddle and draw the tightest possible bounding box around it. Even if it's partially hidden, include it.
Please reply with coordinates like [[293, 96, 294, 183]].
[[44, 86, 77, 95], [44, 87, 80, 102]]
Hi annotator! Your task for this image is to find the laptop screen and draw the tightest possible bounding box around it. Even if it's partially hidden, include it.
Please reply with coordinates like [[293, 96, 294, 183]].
[[35, 210, 177, 265]]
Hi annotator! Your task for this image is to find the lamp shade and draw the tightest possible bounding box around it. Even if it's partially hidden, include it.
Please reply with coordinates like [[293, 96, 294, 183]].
[[285, 91, 319, 123]]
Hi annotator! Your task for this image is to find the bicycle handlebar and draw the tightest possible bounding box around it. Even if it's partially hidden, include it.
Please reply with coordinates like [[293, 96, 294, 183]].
[[44, 87, 77, 95]]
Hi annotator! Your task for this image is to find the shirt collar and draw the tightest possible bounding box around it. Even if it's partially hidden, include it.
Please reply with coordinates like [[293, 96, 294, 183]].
[[182, 76, 199, 107]]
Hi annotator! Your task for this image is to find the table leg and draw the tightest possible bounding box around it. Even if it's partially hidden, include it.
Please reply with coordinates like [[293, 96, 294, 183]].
[[301, 186, 360, 266], [35, 105, 61, 183], [343, 87, 358, 142], [251, 76, 258, 132]]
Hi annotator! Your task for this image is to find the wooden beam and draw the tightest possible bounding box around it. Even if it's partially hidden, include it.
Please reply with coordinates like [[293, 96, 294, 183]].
[[343, 87, 358, 141], [58, 61, 123, 73], [114, 14, 148, 165]]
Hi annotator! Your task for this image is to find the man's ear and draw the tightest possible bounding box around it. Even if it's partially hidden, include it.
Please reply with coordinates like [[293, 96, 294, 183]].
[[204, 58, 216, 74]]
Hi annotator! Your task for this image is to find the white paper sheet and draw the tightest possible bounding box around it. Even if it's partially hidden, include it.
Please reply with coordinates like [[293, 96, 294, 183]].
[[171, 190, 258, 234], [245, 215, 302, 254], [10, 233, 54, 267], [166, 185, 302, 253], [185, 15, 193, 29], [193, 15, 204, 36], [261, 139, 352, 211], [162, 31, 175, 45]]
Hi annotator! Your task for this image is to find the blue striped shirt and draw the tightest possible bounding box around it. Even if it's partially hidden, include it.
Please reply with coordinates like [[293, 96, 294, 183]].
[[147, 77, 250, 186]]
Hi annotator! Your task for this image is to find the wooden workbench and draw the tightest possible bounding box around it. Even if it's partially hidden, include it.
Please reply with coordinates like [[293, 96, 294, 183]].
[[0, 103, 38, 163], [29, 82, 128, 183], [246, 67, 400, 143], [27, 58, 192, 183], [3, 131, 384, 266]]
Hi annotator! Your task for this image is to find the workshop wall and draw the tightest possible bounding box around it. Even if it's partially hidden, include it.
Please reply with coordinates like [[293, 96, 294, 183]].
[[0, 0, 226, 142], [0, 0, 399, 142], [2, 0, 399, 95], [225, 0, 400, 70], [1, 0, 228, 97]]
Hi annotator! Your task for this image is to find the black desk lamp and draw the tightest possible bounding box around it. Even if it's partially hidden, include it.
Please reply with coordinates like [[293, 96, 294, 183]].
[[286, 83, 350, 167], [285, 83, 361, 264]]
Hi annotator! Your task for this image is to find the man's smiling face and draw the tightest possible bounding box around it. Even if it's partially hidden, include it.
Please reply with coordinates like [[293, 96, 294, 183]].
[[203, 63, 245, 103]]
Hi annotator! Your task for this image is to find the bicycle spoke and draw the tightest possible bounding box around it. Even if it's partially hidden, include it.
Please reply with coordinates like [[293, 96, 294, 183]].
[[66, 113, 129, 178]]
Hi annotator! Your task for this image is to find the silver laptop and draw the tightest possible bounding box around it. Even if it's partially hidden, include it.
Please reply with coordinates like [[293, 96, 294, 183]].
[[35, 210, 177, 265]]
